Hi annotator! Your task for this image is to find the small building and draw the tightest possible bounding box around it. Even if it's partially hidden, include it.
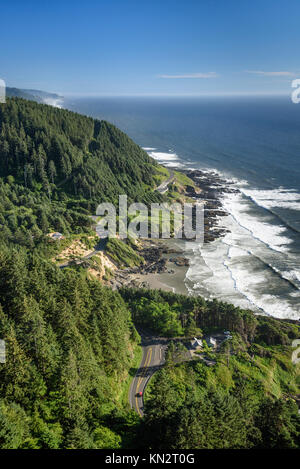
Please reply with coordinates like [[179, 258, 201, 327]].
[[191, 337, 203, 349], [207, 336, 217, 348]]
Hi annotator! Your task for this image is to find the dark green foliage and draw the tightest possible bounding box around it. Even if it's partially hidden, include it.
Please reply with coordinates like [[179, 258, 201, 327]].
[[142, 360, 300, 449], [254, 316, 300, 346], [106, 238, 144, 268], [254, 398, 300, 448], [0, 98, 163, 248], [0, 178, 93, 247], [0, 97, 299, 450], [0, 98, 161, 205], [126, 296, 184, 337], [121, 287, 299, 344], [121, 288, 257, 340], [0, 245, 138, 448], [144, 375, 249, 449], [120, 288, 299, 449]]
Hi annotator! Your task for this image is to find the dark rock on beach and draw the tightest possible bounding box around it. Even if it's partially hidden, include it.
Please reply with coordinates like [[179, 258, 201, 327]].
[[109, 167, 239, 289], [169, 256, 190, 267], [179, 168, 239, 243]]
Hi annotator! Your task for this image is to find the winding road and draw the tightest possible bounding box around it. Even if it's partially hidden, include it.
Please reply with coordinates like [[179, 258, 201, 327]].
[[156, 170, 175, 194], [58, 238, 107, 269], [129, 330, 168, 417]]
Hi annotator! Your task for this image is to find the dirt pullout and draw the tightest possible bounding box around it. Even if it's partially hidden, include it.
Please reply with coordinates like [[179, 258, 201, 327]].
[[53, 239, 94, 264]]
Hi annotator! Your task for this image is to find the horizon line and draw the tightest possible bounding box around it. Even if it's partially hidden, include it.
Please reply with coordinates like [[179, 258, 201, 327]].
[[59, 91, 292, 98]]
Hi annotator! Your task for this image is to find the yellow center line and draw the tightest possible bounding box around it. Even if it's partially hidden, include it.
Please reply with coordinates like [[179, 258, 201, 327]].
[[135, 396, 142, 417], [135, 347, 152, 417], [136, 347, 152, 389]]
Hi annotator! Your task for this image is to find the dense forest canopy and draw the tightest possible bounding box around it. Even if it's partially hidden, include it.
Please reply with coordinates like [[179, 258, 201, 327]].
[[121, 287, 300, 345], [0, 245, 140, 448], [0, 246, 299, 449], [0, 98, 158, 201], [0, 98, 162, 247]]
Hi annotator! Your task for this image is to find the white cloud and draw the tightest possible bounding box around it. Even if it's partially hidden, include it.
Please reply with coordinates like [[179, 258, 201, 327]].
[[245, 70, 295, 77], [158, 72, 218, 79]]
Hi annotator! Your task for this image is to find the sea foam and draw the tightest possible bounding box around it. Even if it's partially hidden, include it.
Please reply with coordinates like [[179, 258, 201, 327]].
[[241, 187, 300, 212], [144, 145, 300, 318]]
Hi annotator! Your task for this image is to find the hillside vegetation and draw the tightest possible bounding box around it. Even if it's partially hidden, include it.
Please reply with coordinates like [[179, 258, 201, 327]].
[[121, 287, 300, 345], [0, 98, 162, 247], [0, 245, 141, 448]]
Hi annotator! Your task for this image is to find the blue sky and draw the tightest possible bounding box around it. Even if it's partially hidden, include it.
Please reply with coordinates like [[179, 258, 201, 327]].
[[1, 0, 300, 96]]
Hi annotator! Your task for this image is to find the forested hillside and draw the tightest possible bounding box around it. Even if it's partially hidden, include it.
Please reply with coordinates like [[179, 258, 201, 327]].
[[0, 98, 160, 204], [1, 246, 298, 449], [121, 287, 300, 344], [0, 98, 152, 448], [6, 88, 62, 104], [0, 245, 140, 448], [0, 98, 162, 247], [143, 353, 300, 449]]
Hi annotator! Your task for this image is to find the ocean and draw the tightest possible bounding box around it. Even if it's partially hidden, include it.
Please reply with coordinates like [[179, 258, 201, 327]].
[[62, 96, 300, 319]]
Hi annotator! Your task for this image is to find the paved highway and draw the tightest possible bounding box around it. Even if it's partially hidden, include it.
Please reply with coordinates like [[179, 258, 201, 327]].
[[156, 170, 175, 194], [129, 331, 167, 417]]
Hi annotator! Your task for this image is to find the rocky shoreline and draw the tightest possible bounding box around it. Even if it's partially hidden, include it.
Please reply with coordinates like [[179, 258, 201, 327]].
[[107, 167, 239, 290], [108, 239, 184, 290], [183, 168, 239, 243]]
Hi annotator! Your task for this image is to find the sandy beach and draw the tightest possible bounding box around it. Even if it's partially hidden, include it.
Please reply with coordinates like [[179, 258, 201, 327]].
[[130, 252, 190, 295], [113, 238, 191, 295]]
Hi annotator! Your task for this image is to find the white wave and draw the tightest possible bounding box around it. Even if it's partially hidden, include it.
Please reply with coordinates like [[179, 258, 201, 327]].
[[241, 187, 300, 212], [184, 200, 300, 319], [281, 269, 300, 286], [223, 257, 300, 319], [165, 162, 185, 168], [142, 147, 157, 151], [148, 151, 180, 161], [222, 192, 293, 253], [194, 167, 249, 186]]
